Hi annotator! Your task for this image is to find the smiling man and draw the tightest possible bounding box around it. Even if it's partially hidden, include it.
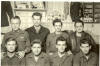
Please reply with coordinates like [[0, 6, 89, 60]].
[[25, 39, 50, 66], [50, 36, 73, 66]]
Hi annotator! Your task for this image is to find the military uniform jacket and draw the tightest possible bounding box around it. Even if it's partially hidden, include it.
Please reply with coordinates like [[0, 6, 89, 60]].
[[1, 29, 31, 53]]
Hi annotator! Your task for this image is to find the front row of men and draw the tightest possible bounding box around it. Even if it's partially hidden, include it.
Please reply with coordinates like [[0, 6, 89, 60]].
[[1, 12, 98, 66], [1, 36, 98, 66]]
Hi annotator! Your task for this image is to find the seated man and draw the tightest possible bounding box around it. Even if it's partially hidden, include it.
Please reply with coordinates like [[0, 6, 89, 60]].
[[46, 19, 71, 55], [50, 36, 73, 66], [73, 39, 99, 66], [1, 37, 25, 66], [25, 39, 50, 66]]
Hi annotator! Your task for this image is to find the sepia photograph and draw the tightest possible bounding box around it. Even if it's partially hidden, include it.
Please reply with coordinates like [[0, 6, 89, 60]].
[[1, 1, 100, 66]]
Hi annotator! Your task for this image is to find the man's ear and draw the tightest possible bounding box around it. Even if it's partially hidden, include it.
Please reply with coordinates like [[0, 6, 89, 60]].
[[80, 46, 82, 50], [89, 46, 91, 49]]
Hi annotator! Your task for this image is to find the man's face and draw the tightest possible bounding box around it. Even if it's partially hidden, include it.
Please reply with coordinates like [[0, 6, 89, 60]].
[[56, 41, 66, 53], [80, 43, 91, 55], [31, 43, 41, 56], [11, 19, 20, 31], [75, 22, 84, 33], [32, 16, 41, 27], [6, 41, 16, 53], [54, 22, 62, 32]]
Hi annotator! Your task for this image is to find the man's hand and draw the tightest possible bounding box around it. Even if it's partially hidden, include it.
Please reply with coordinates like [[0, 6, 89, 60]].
[[17, 51, 25, 59]]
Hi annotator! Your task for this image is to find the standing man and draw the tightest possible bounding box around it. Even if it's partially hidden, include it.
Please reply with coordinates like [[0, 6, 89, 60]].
[[73, 39, 99, 66], [1, 16, 31, 59], [1, 37, 25, 66], [25, 12, 50, 52], [46, 19, 71, 55], [50, 36, 73, 66], [70, 20, 96, 55]]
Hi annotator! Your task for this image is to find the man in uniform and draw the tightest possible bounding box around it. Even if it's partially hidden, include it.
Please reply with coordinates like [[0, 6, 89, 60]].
[[70, 20, 96, 55], [46, 19, 71, 55], [50, 36, 73, 66], [25, 39, 50, 66], [1, 16, 31, 59], [73, 39, 99, 66], [25, 12, 50, 52], [1, 37, 25, 66]]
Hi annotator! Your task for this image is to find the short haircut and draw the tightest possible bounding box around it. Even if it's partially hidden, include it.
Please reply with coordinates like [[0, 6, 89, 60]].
[[74, 19, 84, 27], [32, 12, 42, 19], [5, 37, 18, 51], [56, 36, 67, 45], [5, 37, 17, 45], [11, 16, 21, 23], [31, 39, 42, 47], [53, 19, 62, 26], [80, 39, 92, 46]]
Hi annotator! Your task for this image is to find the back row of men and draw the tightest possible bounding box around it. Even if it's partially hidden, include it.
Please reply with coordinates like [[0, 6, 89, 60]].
[[1, 12, 99, 66]]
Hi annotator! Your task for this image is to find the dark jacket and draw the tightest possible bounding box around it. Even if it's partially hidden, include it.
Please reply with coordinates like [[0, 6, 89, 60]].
[[73, 51, 99, 66], [1, 29, 31, 53], [25, 52, 50, 66], [70, 31, 96, 54], [25, 26, 50, 52]]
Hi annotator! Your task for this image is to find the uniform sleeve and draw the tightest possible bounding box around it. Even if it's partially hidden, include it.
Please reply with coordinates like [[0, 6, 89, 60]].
[[43, 29, 50, 52], [87, 33, 97, 53], [20, 57, 26, 66], [46, 34, 51, 53], [45, 55, 51, 66], [73, 55, 80, 66], [24, 31, 31, 53], [66, 34, 72, 51]]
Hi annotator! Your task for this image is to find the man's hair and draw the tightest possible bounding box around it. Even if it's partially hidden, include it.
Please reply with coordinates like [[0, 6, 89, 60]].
[[32, 12, 42, 19], [11, 16, 21, 23], [5, 37, 18, 51], [31, 39, 42, 47], [53, 19, 62, 26], [5, 37, 17, 45], [56, 36, 68, 45], [74, 19, 84, 27], [80, 39, 92, 46]]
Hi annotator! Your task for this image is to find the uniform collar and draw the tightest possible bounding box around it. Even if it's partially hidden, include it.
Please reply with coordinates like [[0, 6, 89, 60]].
[[11, 29, 24, 34], [4, 52, 18, 58], [78, 50, 95, 59], [28, 52, 45, 59], [53, 52, 72, 58], [32, 25, 44, 34]]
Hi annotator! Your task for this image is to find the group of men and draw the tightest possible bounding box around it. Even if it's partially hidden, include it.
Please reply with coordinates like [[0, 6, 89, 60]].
[[1, 12, 99, 66]]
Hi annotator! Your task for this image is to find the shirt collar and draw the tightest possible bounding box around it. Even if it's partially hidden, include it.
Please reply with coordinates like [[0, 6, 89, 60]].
[[32, 25, 44, 33], [53, 52, 71, 58], [4, 52, 18, 58], [79, 50, 95, 58], [28, 52, 45, 59]]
